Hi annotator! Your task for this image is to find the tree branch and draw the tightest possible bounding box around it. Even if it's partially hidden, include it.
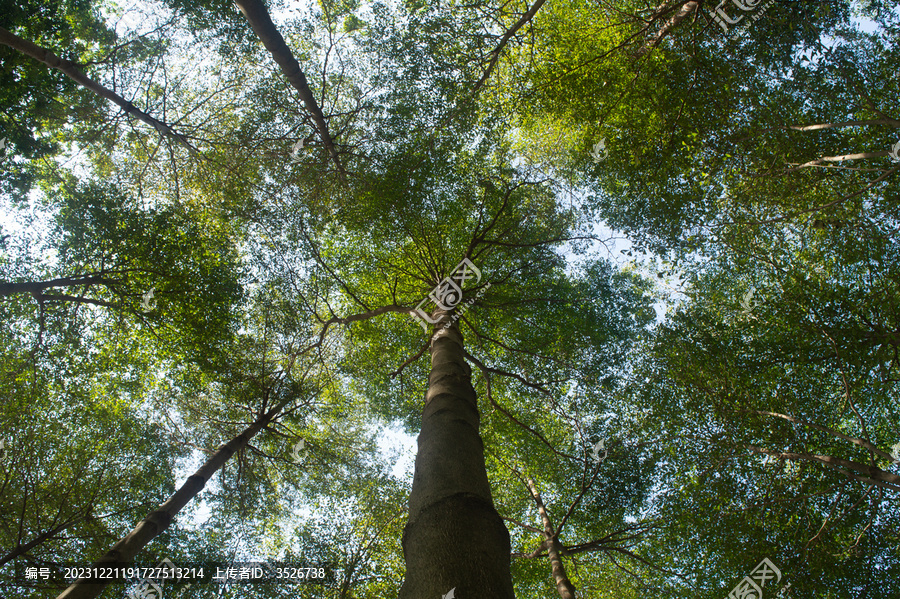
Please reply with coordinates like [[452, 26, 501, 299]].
[[0, 27, 197, 151], [746, 445, 900, 491], [745, 410, 896, 463], [472, 0, 547, 96], [782, 150, 891, 173], [56, 396, 294, 599], [0, 275, 112, 298]]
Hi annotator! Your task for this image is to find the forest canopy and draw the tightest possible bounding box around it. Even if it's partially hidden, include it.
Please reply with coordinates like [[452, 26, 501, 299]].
[[0, 0, 898, 598]]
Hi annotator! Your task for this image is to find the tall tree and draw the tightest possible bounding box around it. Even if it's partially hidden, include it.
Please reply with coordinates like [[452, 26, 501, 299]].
[[398, 309, 514, 597]]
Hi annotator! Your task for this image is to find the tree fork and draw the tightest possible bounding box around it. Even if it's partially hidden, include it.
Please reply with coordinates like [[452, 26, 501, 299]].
[[56, 397, 292, 599], [398, 309, 514, 599]]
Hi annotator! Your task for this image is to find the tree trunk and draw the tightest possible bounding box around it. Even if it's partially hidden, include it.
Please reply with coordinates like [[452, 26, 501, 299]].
[[632, 0, 698, 58], [525, 477, 576, 599], [233, 0, 347, 181], [56, 397, 291, 599], [398, 309, 514, 599]]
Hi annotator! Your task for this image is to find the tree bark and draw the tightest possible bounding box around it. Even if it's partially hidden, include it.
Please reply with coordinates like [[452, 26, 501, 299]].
[[56, 397, 292, 599], [0, 27, 195, 150], [233, 0, 347, 182], [398, 309, 514, 599], [632, 1, 698, 58], [525, 477, 576, 599]]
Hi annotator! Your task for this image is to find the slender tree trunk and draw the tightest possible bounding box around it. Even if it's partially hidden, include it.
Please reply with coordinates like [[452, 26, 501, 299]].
[[233, 0, 347, 182], [525, 477, 576, 599], [398, 309, 514, 599], [56, 397, 291, 599], [0, 27, 195, 150], [632, 0, 698, 58]]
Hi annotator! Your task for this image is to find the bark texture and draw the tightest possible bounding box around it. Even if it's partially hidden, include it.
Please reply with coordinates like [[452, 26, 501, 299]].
[[56, 398, 290, 599], [525, 477, 576, 599], [398, 310, 514, 599]]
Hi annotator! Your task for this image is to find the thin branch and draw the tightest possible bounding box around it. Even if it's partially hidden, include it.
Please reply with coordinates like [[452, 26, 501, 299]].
[[745, 445, 900, 491], [787, 119, 900, 131], [737, 162, 900, 226], [389, 338, 430, 378], [472, 0, 547, 96], [501, 515, 542, 534], [0, 27, 197, 151], [746, 410, 896, 463], [466, 350, 576, 461], [781, 151, 890, 174]]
